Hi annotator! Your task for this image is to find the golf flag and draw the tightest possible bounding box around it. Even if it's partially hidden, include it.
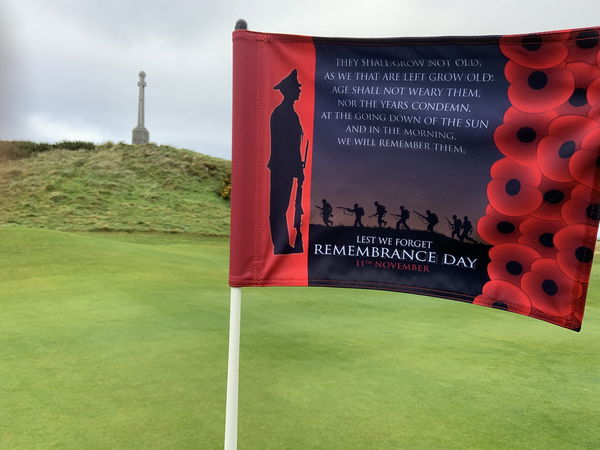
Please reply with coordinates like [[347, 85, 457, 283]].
[[229, 27, 600, 331]]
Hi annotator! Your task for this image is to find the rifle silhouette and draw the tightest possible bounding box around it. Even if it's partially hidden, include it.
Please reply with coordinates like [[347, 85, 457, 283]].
[[445, 216, 454, 231], [337, 206, 353, 215], [293, 140, 309, 250], [413, 210, 427, 224]]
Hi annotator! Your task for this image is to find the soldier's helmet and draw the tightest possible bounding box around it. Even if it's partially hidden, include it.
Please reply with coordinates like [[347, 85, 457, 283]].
[[354, 203, 358, 208], [400, 205, 405, 209], [273, 69, 301, 94], [452, 214, 457, 219], [426, 209, 431, 214]]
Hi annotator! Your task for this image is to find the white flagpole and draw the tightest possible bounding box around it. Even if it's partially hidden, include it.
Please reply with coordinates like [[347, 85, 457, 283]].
[[226, 19, 247, 450], [224, 287, 242, 450]]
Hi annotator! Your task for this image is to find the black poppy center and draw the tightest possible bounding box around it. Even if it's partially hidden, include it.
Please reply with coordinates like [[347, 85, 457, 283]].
[[505, 178, 521, 196], [576, 30, 599, 49], [542, 279, 558, 296], [517, 127, 537, 143], [497, 221, 515, 234], [492, 301, 509, 311], [575, 246, 593, 263], [586, 203, 600, 221], [528, 71, 548, 90], [543, 189, 565, 204], [596, 156, 600, 168], [522, 35, 543, 51], [539, 232, 554, 248], [558, 140, 576, 158], [568, 88, 587, 107], [506, 261, 523, 275]]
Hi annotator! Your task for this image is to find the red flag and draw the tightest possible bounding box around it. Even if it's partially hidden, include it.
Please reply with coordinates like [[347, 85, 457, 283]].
[[230, 27, 600, 331]]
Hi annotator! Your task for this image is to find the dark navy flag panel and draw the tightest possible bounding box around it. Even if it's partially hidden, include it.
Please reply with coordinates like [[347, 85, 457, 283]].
[[308, 39, 508, 307], [229, 27, 600, 331]]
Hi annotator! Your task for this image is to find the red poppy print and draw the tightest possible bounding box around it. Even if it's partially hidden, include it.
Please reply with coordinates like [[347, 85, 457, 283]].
[[508, 67, 574, 113], [569, 127, 600, 189], [584, 74, 600, 106], [477, 205, 527, 245], [553, 63, 600, 116], [566, 28, 600, 65], [521, 258, 583, 317], [494, 108, 557, 164], [488, 158, 543, 216], [518, 217, 566, 258], [554, 224, 597, 280], [473, 280, 532, 314], [500, 33, 568, 69], [531, 177, 576, 221], [561, 185, 600, 225], [488, 243, 541, 285]]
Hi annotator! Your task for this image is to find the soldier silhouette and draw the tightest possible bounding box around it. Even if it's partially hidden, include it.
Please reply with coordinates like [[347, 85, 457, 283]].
[[393, 205, 411, 230], [451, 215, 462, 240], [340, 203, 365, 227], [316, 198, 334, 226], [415, 209, 438, 232], [268, 69, 305, 254], [370, 201, 388, 228], [460, 216, 477, 243]]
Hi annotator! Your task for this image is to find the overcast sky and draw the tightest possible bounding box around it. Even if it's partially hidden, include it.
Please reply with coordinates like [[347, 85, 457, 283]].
[[2, 0, 600, 160]]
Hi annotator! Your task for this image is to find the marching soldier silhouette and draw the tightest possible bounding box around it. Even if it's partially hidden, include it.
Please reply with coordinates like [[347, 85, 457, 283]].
[[414, 209, 439, 232], [391, 205, 411, 230], [315, 199, 334, 226], [268, 69, 307, 255], [446, 214, 462, 240], [338, 203, 365, 227], [370, 201, 388, 228], [460, 216, 477, 243]]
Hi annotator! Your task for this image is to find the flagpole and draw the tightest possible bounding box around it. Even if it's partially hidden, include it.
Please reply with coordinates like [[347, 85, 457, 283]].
[[224, 287, 241, 450], [225, 19, 247, 450]]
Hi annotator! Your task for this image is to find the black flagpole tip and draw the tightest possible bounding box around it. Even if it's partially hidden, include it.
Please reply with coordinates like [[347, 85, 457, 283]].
[[235, 19, 248, 30]]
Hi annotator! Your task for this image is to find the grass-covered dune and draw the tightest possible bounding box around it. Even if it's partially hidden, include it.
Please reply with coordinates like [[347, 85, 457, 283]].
[[0, 141, 231, 235], [1, 227, 599, 449]]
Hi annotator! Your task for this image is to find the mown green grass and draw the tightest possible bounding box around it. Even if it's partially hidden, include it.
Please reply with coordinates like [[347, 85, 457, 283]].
[[1, 226, 599, 449], [0, 143, 230, 235]]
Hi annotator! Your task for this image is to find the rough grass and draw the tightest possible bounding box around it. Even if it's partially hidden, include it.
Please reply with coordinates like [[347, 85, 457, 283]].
[[0, 142, 230, 235], [1, 227, 599, 449]]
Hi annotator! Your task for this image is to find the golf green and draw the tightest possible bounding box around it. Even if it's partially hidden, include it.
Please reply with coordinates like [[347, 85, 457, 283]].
[[1, 227, 598, 449]]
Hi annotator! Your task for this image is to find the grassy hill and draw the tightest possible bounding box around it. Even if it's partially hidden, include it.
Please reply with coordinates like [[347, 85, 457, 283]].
[[0, 141, 231, 235]]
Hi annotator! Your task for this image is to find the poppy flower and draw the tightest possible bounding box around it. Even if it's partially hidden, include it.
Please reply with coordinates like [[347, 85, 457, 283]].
[[561, 185, 600, 225], [477, 205, 527, 245], [553, 63, 600, 116], [554, 224, 597, 280], [473, 280, 532, 315], [537, 136, 579, 182], [508, 67, 574, 113], [521, 258, 583, 317], [494, 108, 557, 165], [530, 177, 576, 221], [500, 33, 568, 69], [569, 127, 600, 189], [566, 28, 600, 65], [488, 158, 543, 216], [504, 60, 566, 84], [487, 243, 541, 285], [518, 217, 567, 258], [584, 75, 600, 106]]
